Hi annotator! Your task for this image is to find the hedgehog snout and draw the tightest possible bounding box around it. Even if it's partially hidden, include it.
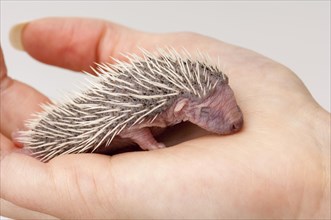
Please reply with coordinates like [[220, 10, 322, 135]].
[[229, 114, 243, 133], [231, 120, 243, 132], [226, 105, 243, 133]]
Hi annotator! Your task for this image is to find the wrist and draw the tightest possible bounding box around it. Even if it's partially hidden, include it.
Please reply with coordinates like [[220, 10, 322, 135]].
[[314, 108, 330, 219], [304, 104, 330, 219]]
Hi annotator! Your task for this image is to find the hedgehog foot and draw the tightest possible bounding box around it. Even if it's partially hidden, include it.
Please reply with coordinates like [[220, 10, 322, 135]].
[[119, 127, 166, 151]]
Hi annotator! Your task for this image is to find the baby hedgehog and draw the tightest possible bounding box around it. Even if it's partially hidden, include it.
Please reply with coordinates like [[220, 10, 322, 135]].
[[16, 48, 243, 162]]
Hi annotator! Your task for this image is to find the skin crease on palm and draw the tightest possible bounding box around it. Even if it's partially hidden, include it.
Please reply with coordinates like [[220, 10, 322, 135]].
[[0, 18, 330, 219]]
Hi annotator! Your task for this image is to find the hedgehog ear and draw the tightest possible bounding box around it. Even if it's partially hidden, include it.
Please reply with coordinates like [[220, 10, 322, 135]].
[[174, 99, 189, 116]]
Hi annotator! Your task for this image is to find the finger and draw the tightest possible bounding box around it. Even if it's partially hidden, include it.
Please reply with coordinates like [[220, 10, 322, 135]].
[[1, 146, 205, 219], [0, 70, 49, 139], [0, 152, 53, 214], [1, 140, 253, 219], [0, 199, 56, 220], [16, 17, 146, 71], [0, 151, 117, 218]]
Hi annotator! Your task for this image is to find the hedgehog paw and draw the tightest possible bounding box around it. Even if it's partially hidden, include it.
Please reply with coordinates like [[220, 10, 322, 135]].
[[145, 142, 166, 150], [119, 127, 166, 151]]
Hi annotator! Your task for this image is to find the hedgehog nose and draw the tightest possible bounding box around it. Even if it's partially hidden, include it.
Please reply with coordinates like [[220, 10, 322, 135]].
[[230, 117, 243, 133]]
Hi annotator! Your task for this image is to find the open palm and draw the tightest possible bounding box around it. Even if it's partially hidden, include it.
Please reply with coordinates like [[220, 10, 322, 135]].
[[1, 18, 329, 219]]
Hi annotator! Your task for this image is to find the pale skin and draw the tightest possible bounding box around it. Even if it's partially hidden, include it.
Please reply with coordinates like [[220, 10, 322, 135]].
[[0, 18, 330, 219]]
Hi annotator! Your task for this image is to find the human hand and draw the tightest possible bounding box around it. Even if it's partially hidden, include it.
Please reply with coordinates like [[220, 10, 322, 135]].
[[1, 18, 330, 219]]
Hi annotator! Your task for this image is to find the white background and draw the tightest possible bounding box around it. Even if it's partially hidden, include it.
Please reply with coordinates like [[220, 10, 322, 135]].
[[1, 1, 330, 111]]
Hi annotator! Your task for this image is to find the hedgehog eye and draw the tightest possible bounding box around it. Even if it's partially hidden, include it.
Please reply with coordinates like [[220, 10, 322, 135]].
[[200, 107, 210, 118]]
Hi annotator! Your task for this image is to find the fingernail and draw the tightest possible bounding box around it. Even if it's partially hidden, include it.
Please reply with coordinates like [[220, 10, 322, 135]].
[[9, 22, 29, 51]]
